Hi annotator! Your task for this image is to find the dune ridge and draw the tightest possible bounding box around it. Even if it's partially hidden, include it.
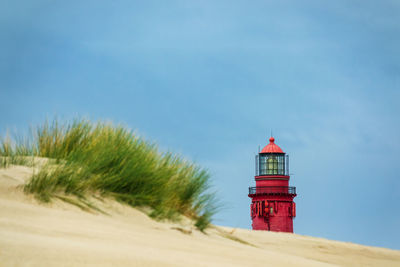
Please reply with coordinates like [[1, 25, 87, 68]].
[[1, 165, 399, 267], [1, 119, 217, 230]]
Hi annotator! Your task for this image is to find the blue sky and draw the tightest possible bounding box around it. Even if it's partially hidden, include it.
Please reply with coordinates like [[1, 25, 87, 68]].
[[1, 0, 399, 249]]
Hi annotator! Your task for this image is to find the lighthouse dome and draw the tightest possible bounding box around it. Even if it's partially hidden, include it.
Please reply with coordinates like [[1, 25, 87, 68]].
[[260, 137, 284, 153]]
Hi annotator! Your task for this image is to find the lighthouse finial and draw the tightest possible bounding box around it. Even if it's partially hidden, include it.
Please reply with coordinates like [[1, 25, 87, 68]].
[[269, 130, 275, 143]]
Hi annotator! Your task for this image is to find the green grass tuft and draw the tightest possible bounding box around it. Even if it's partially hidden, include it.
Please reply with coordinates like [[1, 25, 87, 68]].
[[1, 118, 217, 230]]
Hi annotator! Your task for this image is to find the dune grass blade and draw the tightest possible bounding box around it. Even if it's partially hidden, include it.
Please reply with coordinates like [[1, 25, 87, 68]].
[[0, 133, 35, 167], [1, 118, 217, 230]]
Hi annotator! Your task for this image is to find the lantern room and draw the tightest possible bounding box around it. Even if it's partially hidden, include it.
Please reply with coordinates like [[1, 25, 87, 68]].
[[256, 137, 289, 176]]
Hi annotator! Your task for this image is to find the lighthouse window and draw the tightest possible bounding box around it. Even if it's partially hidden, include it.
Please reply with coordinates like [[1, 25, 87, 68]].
[[258, 154, 286, 175], [267, 156, 278, 174]]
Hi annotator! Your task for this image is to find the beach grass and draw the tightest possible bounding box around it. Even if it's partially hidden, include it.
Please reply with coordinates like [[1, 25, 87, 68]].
[[0, 119, 217, 230]]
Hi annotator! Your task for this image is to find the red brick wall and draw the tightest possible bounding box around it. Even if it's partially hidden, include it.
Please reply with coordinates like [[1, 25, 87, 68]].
[[250, 196, 296, 232]]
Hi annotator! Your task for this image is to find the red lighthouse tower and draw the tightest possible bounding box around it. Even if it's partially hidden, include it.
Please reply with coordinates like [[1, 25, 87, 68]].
[[248, 137, 297, 232]]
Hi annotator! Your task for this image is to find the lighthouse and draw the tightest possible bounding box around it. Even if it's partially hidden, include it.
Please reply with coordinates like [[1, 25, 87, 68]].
[[248, 137, 297, 232]]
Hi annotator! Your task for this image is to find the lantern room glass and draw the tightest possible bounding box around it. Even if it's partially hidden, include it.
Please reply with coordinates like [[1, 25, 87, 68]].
[[258, 153, 286, 176]]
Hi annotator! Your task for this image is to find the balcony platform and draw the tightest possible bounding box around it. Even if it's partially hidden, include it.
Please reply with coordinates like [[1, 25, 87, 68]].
[[248, 186, 296, 197]]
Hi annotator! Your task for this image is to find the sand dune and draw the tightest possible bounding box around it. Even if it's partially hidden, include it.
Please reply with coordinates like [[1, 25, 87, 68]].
[[1, 165, 399, 267]]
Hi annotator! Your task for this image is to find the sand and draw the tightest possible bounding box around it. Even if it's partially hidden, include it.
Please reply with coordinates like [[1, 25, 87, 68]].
[[1, 165, 399, 267]]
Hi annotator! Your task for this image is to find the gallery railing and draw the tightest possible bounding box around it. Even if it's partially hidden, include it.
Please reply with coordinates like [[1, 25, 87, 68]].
[[248, 186, 296, 196]]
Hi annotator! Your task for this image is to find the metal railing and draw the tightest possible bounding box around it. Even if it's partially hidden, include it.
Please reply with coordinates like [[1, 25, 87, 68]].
[[248, 186, 296, 195]]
